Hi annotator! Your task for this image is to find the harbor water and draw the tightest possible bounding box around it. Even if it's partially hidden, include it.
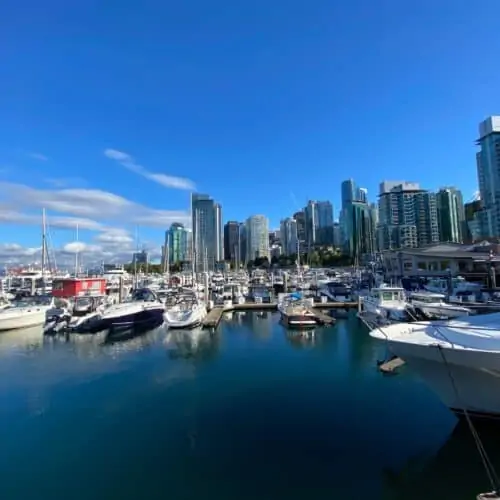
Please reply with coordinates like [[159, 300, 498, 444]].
[[0, 311, 497, 499]]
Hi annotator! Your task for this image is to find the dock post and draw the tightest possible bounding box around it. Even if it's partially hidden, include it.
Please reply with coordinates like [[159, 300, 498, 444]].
[[204, 272, 210, 304]]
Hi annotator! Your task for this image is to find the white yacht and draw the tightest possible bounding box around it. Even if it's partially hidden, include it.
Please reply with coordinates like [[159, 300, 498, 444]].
[[424, 276, 481, 298], [0, 296, 58, 331], [409, 291, 471, 319], [361, 285, 411, 323], [278, 293, 317, 328], [163, 292, 207, 329], [370, 313, 500, 418]]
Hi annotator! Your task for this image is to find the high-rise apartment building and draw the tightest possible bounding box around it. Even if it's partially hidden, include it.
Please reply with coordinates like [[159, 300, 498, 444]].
[[280, 217, 298, 255], [293, 211, 306, 244], [223, 221, 240, 264], [475, 116, 500, 238], [191, 193, 223, 271], [436, 187, 465, 243], [167, 223, 191, 264], [377, 181, 439, 250], [304, 200, 334, 248], [246, 215, 270, 260]]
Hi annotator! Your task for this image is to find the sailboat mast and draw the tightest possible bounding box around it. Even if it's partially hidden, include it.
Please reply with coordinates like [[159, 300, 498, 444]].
[[41, 208, 46, 294], [166, 232, 170, 276], [74, 223, 79, 277]]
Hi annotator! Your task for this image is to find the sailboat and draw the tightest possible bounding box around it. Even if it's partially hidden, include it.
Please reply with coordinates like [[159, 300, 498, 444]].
[[0, 209, 57, 331]]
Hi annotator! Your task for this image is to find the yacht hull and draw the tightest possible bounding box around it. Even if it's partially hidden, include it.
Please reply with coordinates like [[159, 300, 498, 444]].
[[0, 311, 47, 331], [385, 340, 500, 417], [81, 307, 165, 333], [281, 313, 317, 328], [164, 307, 207, 329]]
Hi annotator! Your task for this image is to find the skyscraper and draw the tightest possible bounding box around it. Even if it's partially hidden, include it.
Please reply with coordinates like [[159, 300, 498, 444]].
[[377, 181, 439, 250], [436, 187, 465, 243], [293, 211, 306, 245], [191, 193, 223, 272], [168, 222, 191, 264], [475, 116, 500, 238], [280, 217, 298, 255], [304, 200, 334, 248], [224, 221, 240, 264], [246, 215, 270, 260]]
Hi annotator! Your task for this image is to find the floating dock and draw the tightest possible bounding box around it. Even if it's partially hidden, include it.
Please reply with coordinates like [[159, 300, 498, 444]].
[[378, 357, 405, 374], [201, 302, 341, 329]]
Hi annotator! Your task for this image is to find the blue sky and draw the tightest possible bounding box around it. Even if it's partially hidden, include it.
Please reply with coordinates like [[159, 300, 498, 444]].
[[1, 0, 500, 264]]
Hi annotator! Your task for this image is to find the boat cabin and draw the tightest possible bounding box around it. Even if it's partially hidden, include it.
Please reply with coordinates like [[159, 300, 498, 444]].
[[369, 287, 406, 303], [51, 278, 107, 298]]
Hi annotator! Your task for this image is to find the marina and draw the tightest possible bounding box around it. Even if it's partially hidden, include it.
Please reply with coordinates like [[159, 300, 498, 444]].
[[0, 310, 497, 499]]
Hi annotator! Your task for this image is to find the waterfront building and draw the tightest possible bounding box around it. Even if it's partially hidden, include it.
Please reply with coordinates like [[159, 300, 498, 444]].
[[191, 193, 223, 272], [279, 217, 298, 256], [474, 116, 500, 238], [377, 181, 439, 251], [436, 187, 465, 243], [246, 215, 270, 260]]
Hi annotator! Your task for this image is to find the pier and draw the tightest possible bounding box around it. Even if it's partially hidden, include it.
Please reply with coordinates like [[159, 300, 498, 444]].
[[201, 302, 347, 329]]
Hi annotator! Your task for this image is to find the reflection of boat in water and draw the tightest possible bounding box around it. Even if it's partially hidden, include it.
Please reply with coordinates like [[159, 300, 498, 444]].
[[383, 421, 500, 499], [285, 329, 318, 348], [166, 328, 217, 360], [0, 325, 44, 352]]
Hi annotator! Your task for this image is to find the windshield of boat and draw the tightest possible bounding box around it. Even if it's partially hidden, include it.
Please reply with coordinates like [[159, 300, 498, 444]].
[[12, 295, 52, 307], [130, 289, 157, 302]]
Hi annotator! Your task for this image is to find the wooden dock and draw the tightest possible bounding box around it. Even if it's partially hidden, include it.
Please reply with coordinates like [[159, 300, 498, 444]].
[[308, 309, 336, 325], [201, 307, 225, 329], [378, 357, 405, 374]]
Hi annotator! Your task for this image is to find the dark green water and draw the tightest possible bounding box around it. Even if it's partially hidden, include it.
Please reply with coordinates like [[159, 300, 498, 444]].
[[0, 312, 498, 499]]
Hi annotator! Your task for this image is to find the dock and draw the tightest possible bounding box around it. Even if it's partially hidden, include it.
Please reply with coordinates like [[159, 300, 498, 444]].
[[201, 307, 225, 329], [202, 302, 341, 329], [378, 357, 405, 374], [308, 309, 336, 325]]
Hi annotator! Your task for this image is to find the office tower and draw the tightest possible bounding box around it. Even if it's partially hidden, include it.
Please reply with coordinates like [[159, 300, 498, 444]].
[[224, 221, 240, 264], [332, 222, 341, 248], [436, 187, 465, 243], [341, 179, 356, 208], [191, 193, 223, 272], [357, 188, 368, 204], [465, 199, 482, 242], [168, 222, 191, 264], [239, 222, 247, 264], [304, 200, 334, 248], [293, 211, 306, 244], [280, 217, 298, 255], [475, 116, 500, 238], [246, 215, 270, 260], [377, 181, 439, 250]]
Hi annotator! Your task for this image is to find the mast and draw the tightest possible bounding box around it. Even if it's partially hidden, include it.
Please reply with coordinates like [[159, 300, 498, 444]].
[[41, 208, 47, 294], [74, 223, 79, 277], [166, 232, 170, 276]]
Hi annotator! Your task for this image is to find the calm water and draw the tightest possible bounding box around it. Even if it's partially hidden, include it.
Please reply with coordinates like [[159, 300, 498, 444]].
[[0, 312, 498, 499]]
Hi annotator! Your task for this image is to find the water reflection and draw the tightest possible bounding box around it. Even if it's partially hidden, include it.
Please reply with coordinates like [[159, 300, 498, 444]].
[[165, 328, 219, 361], [0, 326, 45, 353], [383, 420, 500, 499], [285, 329, 320, 348]]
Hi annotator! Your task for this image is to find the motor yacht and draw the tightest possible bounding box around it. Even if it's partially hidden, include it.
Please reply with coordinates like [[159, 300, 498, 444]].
[[409, 291, 471, 319], [77, 288, 164, 333], [0, 295, 58, 331], [369, 312, 500, 418], [278, 293, 318, 328], [163, 291, 207, 329], [360, 284, 411, 323]]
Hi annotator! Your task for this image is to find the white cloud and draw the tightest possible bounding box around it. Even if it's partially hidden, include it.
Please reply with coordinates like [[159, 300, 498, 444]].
[[0, 182, 191, 228], [0, 181, 190, 266], [104, 148, 196, 190], [28, 152, 49, 161]]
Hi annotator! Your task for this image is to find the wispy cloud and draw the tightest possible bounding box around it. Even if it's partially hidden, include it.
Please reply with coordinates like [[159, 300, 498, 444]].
[[45, 177, 87, 188], [28, 152, 49, 161], [104, 148, 195, 190]]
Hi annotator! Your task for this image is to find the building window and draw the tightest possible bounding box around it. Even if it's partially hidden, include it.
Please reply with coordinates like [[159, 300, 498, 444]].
[[440, 260, 450, 271], [417, 261, 427, 270]]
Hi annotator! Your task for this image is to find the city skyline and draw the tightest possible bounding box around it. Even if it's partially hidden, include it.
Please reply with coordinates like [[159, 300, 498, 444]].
[[1, 1, 499, 264]]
